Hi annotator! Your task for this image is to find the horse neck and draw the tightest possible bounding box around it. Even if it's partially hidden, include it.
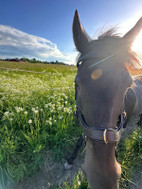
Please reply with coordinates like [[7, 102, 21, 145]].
[[83, 139, 121, 189]]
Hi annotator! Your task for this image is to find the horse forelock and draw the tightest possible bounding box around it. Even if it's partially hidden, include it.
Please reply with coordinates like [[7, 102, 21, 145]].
[[97, 27, 121, 40], [89, 27, 142, 70]]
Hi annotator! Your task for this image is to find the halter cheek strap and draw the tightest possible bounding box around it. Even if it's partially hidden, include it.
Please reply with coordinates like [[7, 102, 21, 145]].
[[77, 48, 127, 68]]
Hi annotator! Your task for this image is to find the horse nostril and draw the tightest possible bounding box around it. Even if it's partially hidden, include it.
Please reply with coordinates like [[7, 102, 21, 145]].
[[117, 112, 127, 128], [117, 115, 121, 127]]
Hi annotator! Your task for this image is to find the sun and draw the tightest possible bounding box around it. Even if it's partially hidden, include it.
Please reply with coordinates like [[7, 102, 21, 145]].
[[131, 29, 142, 54]]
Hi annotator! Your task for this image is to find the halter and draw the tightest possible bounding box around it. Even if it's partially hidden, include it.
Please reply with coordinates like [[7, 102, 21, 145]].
[[76, 47, 128, 69], [76, 50, 127, 144], [77, 50, 123, 68]]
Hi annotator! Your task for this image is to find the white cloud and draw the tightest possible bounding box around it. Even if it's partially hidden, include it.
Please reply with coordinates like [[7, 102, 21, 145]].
[[0, 24, 77, 64]]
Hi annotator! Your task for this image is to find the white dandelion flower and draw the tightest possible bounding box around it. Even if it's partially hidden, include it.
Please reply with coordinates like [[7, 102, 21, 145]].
[[28, 119, 32, 124], [46, 120, 52, 125], [15, 107, 23, 113], [32, 108, 35, 112], [49, 121, 52, 125], [44, 104, 48, 108], [34, 110, 39, 114], [4, 111, 9, 116], [24, 111, 28, 115]]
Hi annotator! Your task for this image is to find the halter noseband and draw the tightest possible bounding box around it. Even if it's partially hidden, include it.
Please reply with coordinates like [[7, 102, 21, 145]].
[[78, 109, 126, 144]]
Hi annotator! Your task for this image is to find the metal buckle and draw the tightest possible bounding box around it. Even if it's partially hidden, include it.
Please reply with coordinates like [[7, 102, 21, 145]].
[[103, 129, 108, 144]]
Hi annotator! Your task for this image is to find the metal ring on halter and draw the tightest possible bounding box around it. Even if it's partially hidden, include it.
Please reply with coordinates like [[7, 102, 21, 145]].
[[103, 129, 108, 144]]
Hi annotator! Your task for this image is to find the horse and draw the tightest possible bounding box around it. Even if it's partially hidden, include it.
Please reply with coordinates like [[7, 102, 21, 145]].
[[72, 10, 142, 189]]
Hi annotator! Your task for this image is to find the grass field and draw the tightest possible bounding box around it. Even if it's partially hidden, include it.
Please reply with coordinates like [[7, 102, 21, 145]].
[[0, 61, 82, 188], [0, 60, 142, 189]]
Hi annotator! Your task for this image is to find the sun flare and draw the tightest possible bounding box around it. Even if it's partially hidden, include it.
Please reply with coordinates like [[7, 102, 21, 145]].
[[132, 29, 142, 54]]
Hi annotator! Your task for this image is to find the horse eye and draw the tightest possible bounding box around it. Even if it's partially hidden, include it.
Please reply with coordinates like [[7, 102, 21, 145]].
[[77, 61, 83, 68]]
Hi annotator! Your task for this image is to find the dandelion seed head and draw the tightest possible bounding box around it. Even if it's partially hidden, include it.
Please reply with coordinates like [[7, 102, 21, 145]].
[[32, 108, 35, 112], [44, 104, 48, 108], [34, 110, 39, 114], [46, 120, 52, 125], [24, 111, 28, 115], [4, 111, 9, 116], [28, 119, 32, 124], [15, 107, 23, 113], [78, 181, 81, 186]]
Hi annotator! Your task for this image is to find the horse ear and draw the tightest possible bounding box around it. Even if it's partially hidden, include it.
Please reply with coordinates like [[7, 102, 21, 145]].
[[123, 17, 142, 43], [73, 10, 91, 53]]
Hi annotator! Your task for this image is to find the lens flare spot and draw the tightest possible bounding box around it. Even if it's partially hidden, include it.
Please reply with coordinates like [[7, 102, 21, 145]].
[[91, 69, 102, 80]]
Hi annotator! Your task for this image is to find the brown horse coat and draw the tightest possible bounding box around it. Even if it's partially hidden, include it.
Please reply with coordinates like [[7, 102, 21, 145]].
[[73, 10, 142, 189]]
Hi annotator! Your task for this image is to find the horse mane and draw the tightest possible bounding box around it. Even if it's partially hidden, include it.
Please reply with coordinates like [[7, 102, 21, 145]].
[[97, 27, 142, 69]]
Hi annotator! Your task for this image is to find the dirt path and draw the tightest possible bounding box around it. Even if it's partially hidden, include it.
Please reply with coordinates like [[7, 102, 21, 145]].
[[14, 152, 84, 189], [14, 125, 142, 189], [130, 167, 142, 189]]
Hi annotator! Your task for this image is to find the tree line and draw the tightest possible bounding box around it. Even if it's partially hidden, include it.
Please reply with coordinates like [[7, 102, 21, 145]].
[[1, 57, 66, 65]]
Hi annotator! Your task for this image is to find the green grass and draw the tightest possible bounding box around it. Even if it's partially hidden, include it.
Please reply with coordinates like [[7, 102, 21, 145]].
[[118, 128, 142, 188], [0, 60, 76, 75], [0, 60, 142, 189], [60, 171, 90, 189], [0, 61, 81, 187]]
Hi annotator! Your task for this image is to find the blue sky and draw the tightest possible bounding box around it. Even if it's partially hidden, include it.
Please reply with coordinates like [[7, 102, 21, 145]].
[[0, 0, 142, 64]]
